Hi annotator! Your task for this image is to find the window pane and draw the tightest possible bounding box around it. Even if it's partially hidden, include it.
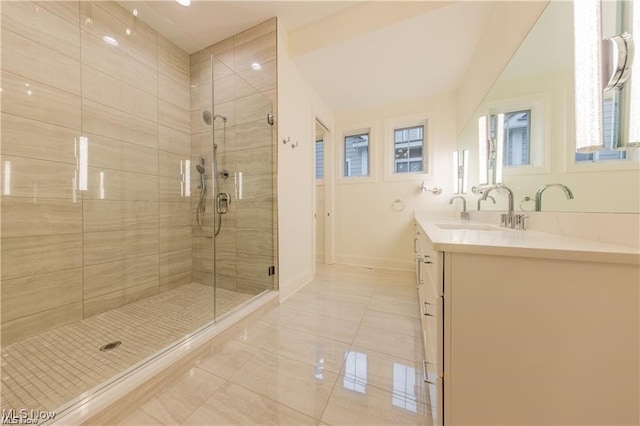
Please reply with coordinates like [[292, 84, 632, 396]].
[[409, 160, 423, 172], [395, 161, 408, 173], [394, 125, 424, 174], [315, 140, 324, 179], [345, 133, 369, 177], [503, 110, 531, 167]]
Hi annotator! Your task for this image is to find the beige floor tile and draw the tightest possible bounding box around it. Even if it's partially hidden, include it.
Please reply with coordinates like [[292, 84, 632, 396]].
[[255, 303, 303, 327], [352, 325, 423, 363], [196, 340, 259, 379], [116, 408, 166, 426], [262, 327, 351, 374], [340, 346, 427, 404], [367, 295, 420, 319], [229, 350, 337, 419], [282, 311, 361, 344], [231, 318, 280, 348], [360, 310, 422, 338], [182, 381, 316, 425], [139, 367, 225, 424], [321, 378, 432, 425], [305, 298, 368, 322]]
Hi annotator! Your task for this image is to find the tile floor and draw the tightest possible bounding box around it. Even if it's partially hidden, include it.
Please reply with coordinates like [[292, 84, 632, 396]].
[[114, 264, 433, 425], [1, 284, 254, 414]]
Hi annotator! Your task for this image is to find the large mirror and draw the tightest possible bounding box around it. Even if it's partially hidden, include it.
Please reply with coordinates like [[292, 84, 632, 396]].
[[458, 0, 640, 213]]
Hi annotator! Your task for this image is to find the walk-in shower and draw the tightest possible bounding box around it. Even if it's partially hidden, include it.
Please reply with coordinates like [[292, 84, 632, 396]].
[[0, 1, 277, 420]]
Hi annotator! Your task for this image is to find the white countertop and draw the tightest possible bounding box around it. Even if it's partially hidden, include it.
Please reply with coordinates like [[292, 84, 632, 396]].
[[415, 212, 640, 266]]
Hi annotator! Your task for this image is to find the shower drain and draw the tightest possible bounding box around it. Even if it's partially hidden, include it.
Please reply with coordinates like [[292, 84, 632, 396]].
[[99, 341, 122, 352]]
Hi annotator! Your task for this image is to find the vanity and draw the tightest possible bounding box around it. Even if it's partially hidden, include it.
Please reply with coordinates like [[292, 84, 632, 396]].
[[414, 212, 639, 425]]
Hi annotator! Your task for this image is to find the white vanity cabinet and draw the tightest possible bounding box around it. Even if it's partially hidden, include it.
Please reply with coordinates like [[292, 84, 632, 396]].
[[414, 217, 639, 425], [414, 224, 444, 425]]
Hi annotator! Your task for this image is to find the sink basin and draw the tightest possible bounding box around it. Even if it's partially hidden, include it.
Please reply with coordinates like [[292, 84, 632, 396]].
[[437, 223, 498, 231]]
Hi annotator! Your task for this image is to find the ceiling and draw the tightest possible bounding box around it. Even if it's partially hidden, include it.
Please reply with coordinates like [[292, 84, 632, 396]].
[[119, 1, 495, 113]]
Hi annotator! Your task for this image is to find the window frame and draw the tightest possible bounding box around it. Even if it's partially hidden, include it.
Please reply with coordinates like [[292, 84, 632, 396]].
[[485, 93, 551, 177], [338, 124, 375, 184], [383, 114, 432, 182]]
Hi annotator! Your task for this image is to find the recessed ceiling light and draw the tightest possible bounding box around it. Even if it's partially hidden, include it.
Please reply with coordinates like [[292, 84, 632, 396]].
[[102, 35, 119, 47], [176, 0, 191, 6], [251, 62, 262, 71], [132, 8, 138, 16]]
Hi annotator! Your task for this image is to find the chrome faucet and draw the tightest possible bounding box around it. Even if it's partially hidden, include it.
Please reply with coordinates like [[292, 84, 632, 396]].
[[477, 195, 496, 211], [534, 184, 574, 211], [449, 195, 469, 220], [481, 184, 526, 229]]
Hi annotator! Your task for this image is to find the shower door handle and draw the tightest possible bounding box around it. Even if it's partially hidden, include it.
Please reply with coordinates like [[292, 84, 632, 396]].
[[216, 192, 231, 214]]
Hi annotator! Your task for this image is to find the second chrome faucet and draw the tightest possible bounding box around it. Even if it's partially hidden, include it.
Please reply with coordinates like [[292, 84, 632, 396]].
[[481, 184, 527, 230]]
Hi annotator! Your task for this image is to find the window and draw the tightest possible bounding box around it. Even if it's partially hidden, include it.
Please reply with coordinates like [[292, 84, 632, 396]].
[[315, 140, 324, 179], [344, 132, 369, 177], [575, 96, 627, 162], [498, 110, 531, 167], [394, 125, 424, 173]]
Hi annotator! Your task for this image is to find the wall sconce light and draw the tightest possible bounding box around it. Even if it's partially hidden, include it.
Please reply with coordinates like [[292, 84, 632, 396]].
[[573, 0, 604, 153], [628, 0, 640, 146], [452, 149, 468, 194], [478, 114, 503, 185], [494, 113, 504, 184], [478, 115, 488, 184]]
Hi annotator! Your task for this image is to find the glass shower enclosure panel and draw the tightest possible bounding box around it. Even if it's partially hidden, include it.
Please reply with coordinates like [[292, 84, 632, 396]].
[[195, 54, 276, 321]]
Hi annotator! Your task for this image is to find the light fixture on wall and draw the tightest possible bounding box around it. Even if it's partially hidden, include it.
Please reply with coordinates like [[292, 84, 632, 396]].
[[573, 0, 604, 153], [628, 0, 640, 145], [478, 115, 488, 184], [495, 113, 504, 184], [452, 149, 468, 194]]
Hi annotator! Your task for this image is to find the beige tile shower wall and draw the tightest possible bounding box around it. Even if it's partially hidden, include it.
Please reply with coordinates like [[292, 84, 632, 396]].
[[189, 18, 277, 294], [0, 1, 192, 344]]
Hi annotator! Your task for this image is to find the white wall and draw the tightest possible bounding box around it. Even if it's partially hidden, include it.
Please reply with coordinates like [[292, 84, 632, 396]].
[[277, 24, 335, 301], [456, 1, 548, 133], [334, 92, 457, 271]]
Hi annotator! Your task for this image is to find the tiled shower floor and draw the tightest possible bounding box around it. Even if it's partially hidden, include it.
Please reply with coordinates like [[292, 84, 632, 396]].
[[0, 284, 255, 414]]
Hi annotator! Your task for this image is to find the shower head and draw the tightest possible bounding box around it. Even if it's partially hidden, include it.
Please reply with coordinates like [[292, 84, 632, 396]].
[[202, 110, 227, 125], [202, 110, 212, 125], [196, 164, 205, 174]]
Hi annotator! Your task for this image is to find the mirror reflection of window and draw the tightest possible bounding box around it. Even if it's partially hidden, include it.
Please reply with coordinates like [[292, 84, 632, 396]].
[[343, 351, 367, 393], [496, 110, 532, 167], [392, 363, 418, 412]]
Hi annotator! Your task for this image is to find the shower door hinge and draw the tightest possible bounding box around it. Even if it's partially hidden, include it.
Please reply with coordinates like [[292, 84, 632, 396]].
[[268, 265, 276, 276], [266, 114, 274, 126]]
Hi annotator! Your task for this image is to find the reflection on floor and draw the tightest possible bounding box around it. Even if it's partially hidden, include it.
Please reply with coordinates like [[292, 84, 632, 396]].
[[112, 264, 433, 425], [0, 284, 254, 414]]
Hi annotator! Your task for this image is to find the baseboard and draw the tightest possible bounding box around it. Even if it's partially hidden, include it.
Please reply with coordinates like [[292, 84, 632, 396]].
[[278, 269, 314, 302], [335, 254, 414, 271]]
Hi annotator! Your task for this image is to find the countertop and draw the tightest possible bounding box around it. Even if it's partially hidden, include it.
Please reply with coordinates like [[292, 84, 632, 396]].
[[415, 212, 640, 266]]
